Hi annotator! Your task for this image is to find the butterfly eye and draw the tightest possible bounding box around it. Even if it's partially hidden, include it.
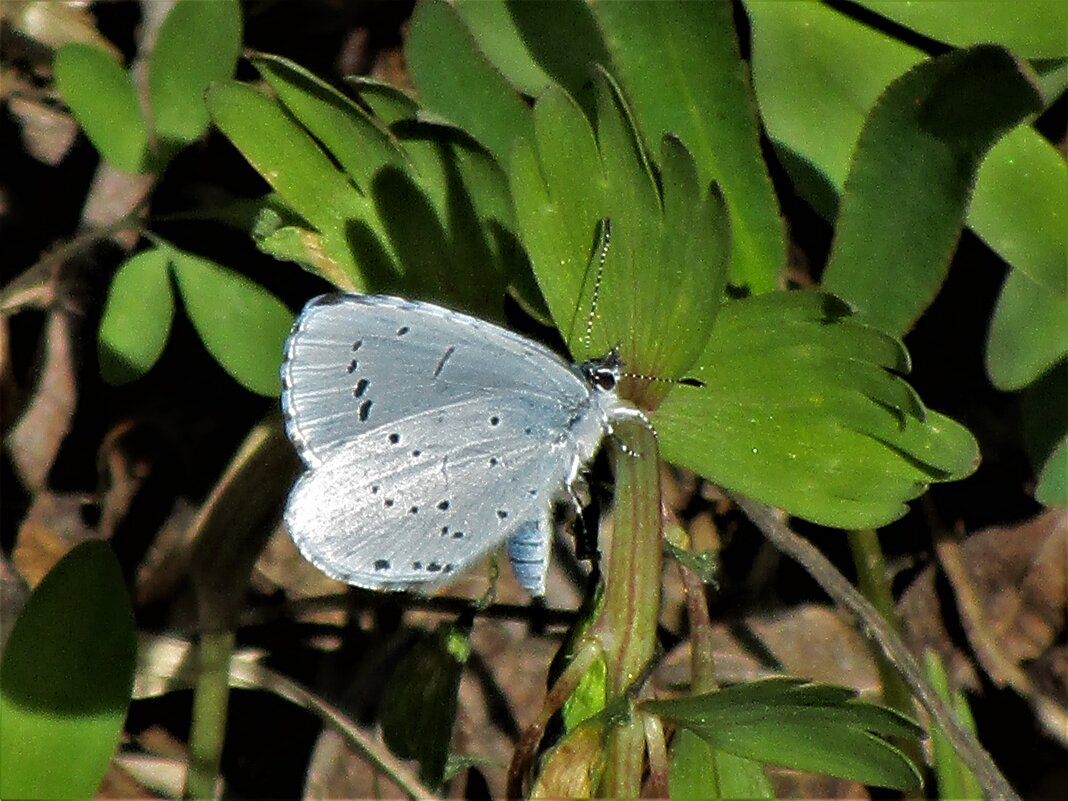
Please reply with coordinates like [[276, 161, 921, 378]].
[[591, 369, 616, 391]]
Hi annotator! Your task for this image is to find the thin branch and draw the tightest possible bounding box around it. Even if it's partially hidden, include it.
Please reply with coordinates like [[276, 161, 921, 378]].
[[730, 492, 1021, 801]]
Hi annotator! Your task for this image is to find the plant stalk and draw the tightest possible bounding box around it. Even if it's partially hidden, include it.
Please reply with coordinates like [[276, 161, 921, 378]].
[[593, 418, 662, 795]]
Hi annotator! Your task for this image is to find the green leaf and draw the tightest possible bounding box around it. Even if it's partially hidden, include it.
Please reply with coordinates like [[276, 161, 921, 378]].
[[205, 80, 377, 288], [644, 678, 923, 791], [1020, 364, 1067, 506], [926, 651, 983, 800], [745, 0, 921, 192], [823, 46, 1044, 336], [98, 247, 175, 384], [149, 0, 241, 151], [407, 0, 532, 165], [593, 0, 784, 293], [510, 76, 730, 409], [452, 0, 556, 96], [669, 729, 773, 800], [169, 248, 294, 396], [0, 542, 136, 801], [744, 1, 1065, 297], [252, 53, 407, 192], [344, 77, 420, 125], [971, 127, 1068, 297], [986, 269, 1068, 391], [510, 84, 605, 351], [365, 122, 513, 317], [381, 624, 469, 788], [459, 0, 611, 109], [653, 291, 980, 529], [54, 43, 149, 173], [858, 0, 1068, 59]]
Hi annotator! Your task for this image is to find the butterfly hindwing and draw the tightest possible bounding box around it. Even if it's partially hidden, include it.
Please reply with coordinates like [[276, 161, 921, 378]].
[[284, 398, 580, 593]]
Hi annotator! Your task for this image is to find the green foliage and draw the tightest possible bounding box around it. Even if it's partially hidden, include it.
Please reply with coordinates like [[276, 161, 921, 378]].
[[591, 1, 784, 293], [926, 652, 983, 800], [54, 0, 241, 173], [98, 247, 175, 384], [381, 623, 470, 788], [54, 42, 149, 173], [149, 0, 242, 154], [0, 543, 136, 800], [645, 678, 924, 792], [655, 292, 979, 528], [200, 1, 986, 527], [110, 1, 1057, 794], [669, 729, 774, 800], [98, 245, 293, 396], [743, 0, 1064, 509], [170, 249, 294, 396], [986, 269, 1068, 391], [823, 46, 1044, 335], [744, 0, 1066, 293], [55, 0, 275, 397]]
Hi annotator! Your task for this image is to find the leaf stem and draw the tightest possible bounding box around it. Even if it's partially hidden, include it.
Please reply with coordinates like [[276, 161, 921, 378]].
[[592, 418, 662, 795]]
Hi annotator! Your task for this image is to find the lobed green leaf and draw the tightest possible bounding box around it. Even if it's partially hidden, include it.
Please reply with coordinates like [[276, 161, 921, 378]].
[[644, 679, 923, 791], [653, 292, 980, 529], [593, 1, 784, 294], [205, 81, 378, 288]]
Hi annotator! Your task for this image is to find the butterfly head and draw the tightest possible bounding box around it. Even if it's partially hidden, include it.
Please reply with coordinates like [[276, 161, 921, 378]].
[[579, 346, 624, 393]]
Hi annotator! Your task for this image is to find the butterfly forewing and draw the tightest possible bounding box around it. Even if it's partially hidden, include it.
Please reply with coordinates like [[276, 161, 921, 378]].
[[282, 294, 592, 467]]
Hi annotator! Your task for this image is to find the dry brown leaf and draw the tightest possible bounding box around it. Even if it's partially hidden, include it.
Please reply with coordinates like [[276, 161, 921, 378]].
[[899, 508, 1068, 744], [6, 309, 77, 491], [656, 603, 880, 695], [7, 95, 78, 166], [12, 490, 97, 586]]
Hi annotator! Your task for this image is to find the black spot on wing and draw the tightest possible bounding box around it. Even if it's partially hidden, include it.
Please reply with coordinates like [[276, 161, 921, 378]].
[[433, 346, 456, 379]]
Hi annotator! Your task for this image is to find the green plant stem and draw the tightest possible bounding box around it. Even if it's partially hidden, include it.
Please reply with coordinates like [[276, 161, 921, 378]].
[[847, 530, 918, 713], [184, 631, 234, 800], [848, 528, 923, 790], [592, 418, 662, 796]]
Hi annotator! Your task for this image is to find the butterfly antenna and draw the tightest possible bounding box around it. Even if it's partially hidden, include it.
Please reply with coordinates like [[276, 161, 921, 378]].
[[619, 366, 706, 390], [584, 218, 612, 356]]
